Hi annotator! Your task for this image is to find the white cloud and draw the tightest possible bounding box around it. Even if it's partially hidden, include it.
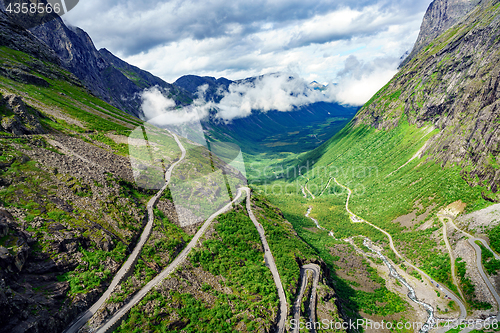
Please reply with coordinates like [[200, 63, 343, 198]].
[[215, 73, 333, 120], [140, 86, 176, 120], [121, 5, 422, 90], [63, 0, 435, 108], [64, 0, 431, 87], [141, 73, 340, 124], [141, 86, 210, 126], [331, 68, 397, 105], [329, 55, 398, 105]]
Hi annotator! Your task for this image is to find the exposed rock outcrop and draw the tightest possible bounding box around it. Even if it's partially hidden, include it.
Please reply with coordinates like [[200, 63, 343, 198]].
[[0, 8, 60, 64], [0, 133, 149, 333], [0, 94, 45, 135], [401, 0, 481, 67]]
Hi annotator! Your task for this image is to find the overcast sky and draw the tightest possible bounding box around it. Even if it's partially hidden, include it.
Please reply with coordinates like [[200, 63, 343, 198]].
[[63, 0, 432, 105]]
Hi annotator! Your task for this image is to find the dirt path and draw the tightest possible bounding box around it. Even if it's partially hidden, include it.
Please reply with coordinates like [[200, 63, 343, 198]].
[[319, 177, 333, 196], [301, 186, 307, 198], [301, 176, 316, 199], [305, 184, 315, 199]]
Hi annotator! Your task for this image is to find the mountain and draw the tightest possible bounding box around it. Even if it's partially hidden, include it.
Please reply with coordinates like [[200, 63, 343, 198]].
[[263, 0, 500, 322], [0, 0, 191, 119], [6, 0, 500, 331], [29, 17, 192, 118], [401, 0, 481, 67], [0, 7, 344, 333], [309, 81, 328, 91], [355, 0, 500, 194], [0, 9, 59, 64], [204, 101, 358, 156], [174, 74, 358, 159], [174, 74, 232, 102]]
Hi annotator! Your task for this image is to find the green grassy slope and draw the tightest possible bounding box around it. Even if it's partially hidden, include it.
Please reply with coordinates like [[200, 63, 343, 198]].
[[0, 46, 142, 135], [113, 198, 324, 333], [256, 1, 500, 317], [262, 119, 495, 303], [0, 41, 343, 332]]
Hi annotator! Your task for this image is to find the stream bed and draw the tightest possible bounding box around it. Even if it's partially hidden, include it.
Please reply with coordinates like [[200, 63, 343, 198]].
[[363, 238, 435, 333], [305, 206, 436, 332]]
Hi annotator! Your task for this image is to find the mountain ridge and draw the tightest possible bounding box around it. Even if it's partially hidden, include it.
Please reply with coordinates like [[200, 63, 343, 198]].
[[29, 14, 192, 119], [355, 0, 500, 195], [173, 73, 358, 158], [401, 0, 481, 67]]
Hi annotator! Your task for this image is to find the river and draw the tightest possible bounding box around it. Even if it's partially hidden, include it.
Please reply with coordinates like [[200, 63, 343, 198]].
[[363, 238, 436, 333]]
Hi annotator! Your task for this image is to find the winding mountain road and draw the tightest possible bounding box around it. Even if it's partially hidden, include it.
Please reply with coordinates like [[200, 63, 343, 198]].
[[301, 176, 316, 199], [332, 178, 467, 330], [305, 184, 316, 199], [292, 264, 320, 333], [243, 187, 288, 333], [319, 177, 333, 197], [439, 214, 466, 301], [63, 130, 186, 333], [439, 216, 500, 333], [468, 240, 500, 305], [303, 177, 500, 332], [301, 186, 308, 198], [95, 187, 246, 333]]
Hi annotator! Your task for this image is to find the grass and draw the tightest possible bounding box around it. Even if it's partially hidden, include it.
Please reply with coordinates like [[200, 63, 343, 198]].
[[263, 191, 409, 320], [0, 46, 142, 135], [58, 243, 127, 295], [487, 224, 500, 253], [253, 117, 496, 319], [116, 206, 281, 332], [454, 257, 490, 310], [251, 192, 318, 303], [189, 209, 278, 305], [476, 242, 500, 275], [206, 102, 357, 157], [0, 139, 153, 296]]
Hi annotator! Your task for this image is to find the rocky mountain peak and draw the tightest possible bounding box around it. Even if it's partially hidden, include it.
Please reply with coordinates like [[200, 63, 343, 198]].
[[401, 0, 481, 67], [1, 9, 194, 118]]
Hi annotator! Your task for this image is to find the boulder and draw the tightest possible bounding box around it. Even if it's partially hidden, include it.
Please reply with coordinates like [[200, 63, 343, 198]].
[[0, 246, 13, 271], [0, 222, 7, 238], [0, 94, 45, 135], [14, 244, 29, 271]]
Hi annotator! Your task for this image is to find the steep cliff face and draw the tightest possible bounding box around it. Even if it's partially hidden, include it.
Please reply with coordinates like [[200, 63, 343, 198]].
[[31, 19, 111, 98], [1, 0, 62, 30], [0, 0, 192, 118], [355, 0, 500, 194], [0, 10, 59, 64], [401, 0, 480, 67]]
